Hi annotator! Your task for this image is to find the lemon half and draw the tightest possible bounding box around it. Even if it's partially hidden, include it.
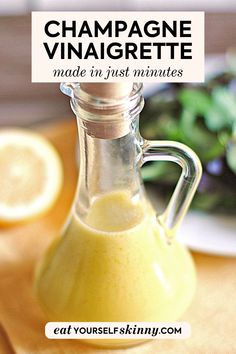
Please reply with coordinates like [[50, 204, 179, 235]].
[[0, 129, 63, 225]]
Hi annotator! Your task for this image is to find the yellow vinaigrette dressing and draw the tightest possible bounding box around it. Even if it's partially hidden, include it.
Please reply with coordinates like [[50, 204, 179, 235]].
[[36, 191, 196, 323], [35, 83, 202, 348]]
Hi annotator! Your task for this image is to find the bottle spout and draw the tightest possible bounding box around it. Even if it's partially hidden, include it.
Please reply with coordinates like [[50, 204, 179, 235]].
[[60, 82, 78, 98]]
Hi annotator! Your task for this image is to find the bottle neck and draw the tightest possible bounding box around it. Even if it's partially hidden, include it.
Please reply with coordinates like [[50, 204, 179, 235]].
[[71, 83, 143, 139], [72, 84, 145, 219]]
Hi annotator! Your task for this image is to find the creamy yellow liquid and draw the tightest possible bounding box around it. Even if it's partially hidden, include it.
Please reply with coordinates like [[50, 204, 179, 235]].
[[35, 191, 196, 344]]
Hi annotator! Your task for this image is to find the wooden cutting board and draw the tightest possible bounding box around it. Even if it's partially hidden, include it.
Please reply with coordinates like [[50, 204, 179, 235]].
[[0, 118, 235, 354]]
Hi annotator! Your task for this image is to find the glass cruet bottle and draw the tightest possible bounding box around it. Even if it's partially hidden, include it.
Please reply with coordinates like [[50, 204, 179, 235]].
[[35, 82, 202, 347]]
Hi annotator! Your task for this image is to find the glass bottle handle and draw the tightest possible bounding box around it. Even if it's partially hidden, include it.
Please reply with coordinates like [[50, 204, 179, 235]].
[[142, 140, 202, 238]]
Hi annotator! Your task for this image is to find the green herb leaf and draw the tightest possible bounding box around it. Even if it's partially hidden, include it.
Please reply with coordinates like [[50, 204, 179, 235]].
[[192, 193, 223, 211], [213, 88, 236, 122], [178, 89, 211, 116], [205, 106, 229, 131], [226, 141, 236, 174], [141, 162, 179, 183], [205, 87, 236, 132], [179, 109, 224, 162]]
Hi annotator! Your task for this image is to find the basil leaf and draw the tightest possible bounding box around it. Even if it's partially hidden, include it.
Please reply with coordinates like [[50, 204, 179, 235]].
[[226, 141, 236, 174], [206, 87, 236, 132], [179, 109, 224, 162], [141, 162, 179, 183], [205, 106, 229, 131], [192, 193, 223, 211], [178, 89, 211, 116]]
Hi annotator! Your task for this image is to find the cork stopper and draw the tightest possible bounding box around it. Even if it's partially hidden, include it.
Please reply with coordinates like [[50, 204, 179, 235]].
[[79, 83, 134, 139], [80, 83, 133, 100]]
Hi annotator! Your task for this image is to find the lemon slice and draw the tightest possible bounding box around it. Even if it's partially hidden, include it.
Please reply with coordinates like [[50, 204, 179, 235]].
[[0, 129, 63, 224]]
